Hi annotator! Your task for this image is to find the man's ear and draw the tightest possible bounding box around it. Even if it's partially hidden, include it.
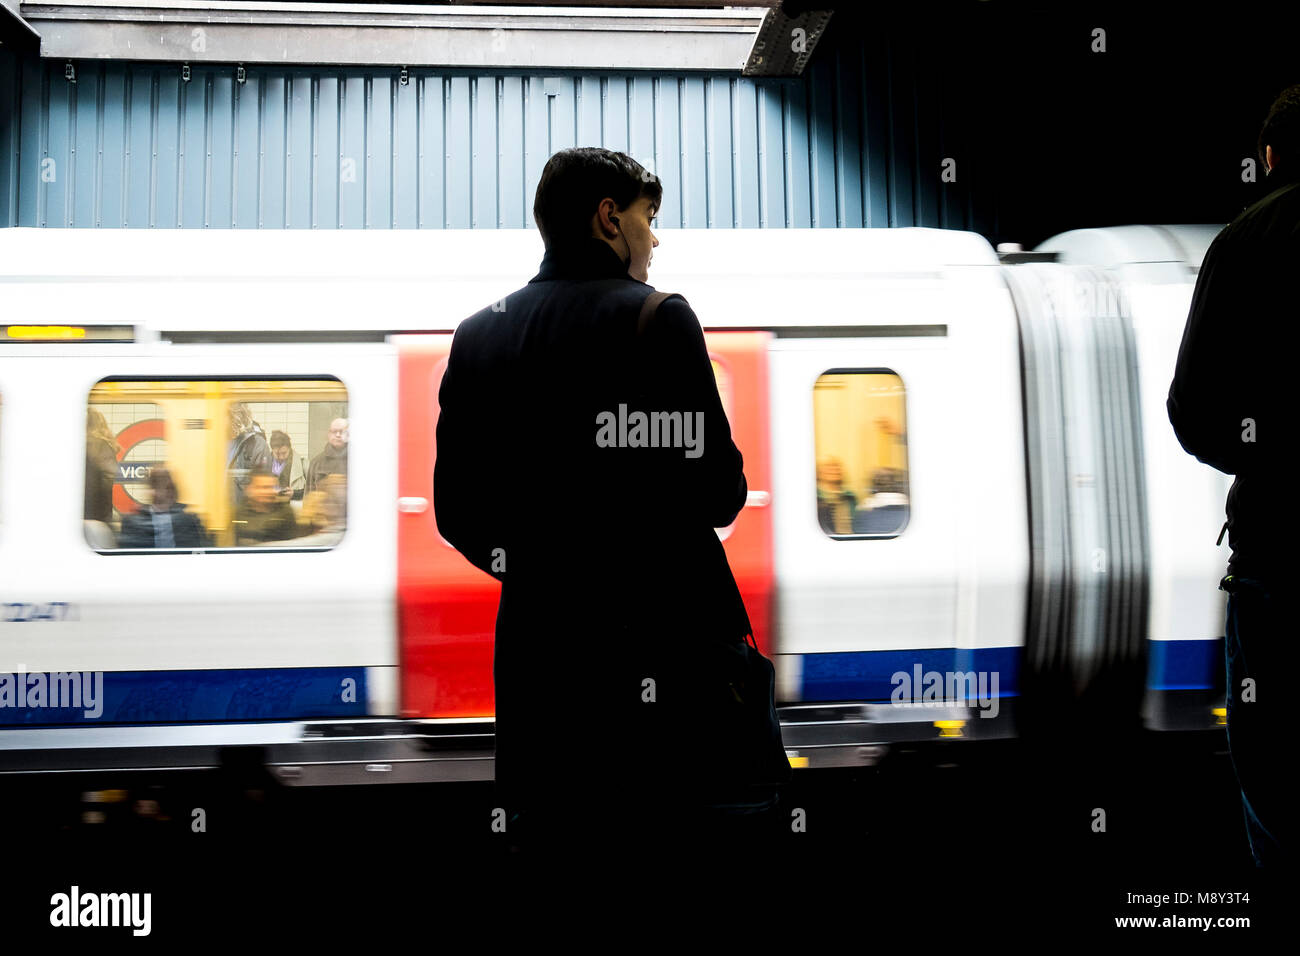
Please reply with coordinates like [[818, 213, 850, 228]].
[[593, 197, 619, 239], [1266, 144, 1274, 172]]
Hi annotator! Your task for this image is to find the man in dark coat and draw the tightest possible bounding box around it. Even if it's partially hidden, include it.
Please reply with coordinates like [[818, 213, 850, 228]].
[[434, 148, 768, 851], [233, 469, 303, 544], [1167, 85, 1300, 866], [305, 418, 348, 494]]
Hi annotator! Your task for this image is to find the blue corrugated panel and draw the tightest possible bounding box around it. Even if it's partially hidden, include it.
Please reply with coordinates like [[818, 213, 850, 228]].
[[0, 31, 991, 233], [0, 47, 20, 227]]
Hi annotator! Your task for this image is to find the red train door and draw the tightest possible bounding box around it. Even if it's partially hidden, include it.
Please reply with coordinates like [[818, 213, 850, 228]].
[[395, 331, 775, 719]]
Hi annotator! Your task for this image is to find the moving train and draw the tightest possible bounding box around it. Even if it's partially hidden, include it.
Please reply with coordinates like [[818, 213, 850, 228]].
[[0, 224, 1230, 783]]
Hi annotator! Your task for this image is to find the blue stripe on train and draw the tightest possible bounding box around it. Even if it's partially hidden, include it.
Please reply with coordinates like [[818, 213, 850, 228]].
[[0, 667, 368, 725], [1146, 638, 1224, 691], [799, 646, 1021, 702], [798, 639, 1225, 701]]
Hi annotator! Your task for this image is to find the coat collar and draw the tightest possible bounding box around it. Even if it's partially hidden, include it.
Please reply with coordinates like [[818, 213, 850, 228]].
[[529, 237, 631, 283], [1261, 161, 1300, 195]]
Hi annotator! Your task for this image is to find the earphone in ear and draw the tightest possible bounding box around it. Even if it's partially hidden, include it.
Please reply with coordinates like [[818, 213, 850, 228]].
[[607, 213, 630, 265]]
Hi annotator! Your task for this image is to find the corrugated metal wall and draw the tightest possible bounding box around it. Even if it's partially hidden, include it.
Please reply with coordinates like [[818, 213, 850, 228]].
[[0, 20, 997, 234]]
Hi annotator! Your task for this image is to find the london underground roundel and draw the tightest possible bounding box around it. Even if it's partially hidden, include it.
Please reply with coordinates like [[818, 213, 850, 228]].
[[111, 419, 166, 515]]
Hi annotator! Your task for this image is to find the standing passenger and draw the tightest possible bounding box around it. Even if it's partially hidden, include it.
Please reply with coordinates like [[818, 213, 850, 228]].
[[434, 148, 785, 856], [227, 402, 272, 508], [269, 430, 295, 495], [305, 418, 348, 494], [1168, 84, 1300, 867], [84, 409, 119, 524]]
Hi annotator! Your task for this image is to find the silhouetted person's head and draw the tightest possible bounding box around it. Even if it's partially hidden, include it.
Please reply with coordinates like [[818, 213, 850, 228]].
[[533, 148, 662, 282], [270, 430, 292, 462], [148, 467, 178, 510], [1258, 84, 1300, 174], [246, 468, 280, 509]]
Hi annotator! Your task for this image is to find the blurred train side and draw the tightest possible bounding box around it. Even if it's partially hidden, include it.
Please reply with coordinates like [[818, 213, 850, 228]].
[[0, 225, 1228, 781], [1036, 225, 1230, 729]]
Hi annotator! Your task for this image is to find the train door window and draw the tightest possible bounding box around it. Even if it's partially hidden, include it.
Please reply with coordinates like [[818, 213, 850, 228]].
[[813, 370, 910, 537], [84, 378, 349, 551]]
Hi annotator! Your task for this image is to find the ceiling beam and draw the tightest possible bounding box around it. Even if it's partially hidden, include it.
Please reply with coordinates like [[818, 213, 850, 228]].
[[20, 1, 772, 70]]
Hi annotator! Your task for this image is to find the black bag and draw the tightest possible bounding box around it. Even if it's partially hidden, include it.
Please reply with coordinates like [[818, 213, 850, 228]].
[[694, 628, 794, 791], [636, 289, 792, 793]]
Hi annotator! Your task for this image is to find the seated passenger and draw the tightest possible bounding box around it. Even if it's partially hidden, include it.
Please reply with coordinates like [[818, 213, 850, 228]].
[[233, 468, 303, 545], [116, 467, 211, 549]]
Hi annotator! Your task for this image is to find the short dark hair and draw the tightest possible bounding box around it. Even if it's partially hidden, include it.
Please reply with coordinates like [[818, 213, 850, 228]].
[[248, 467, 276, 483], [269, 430, 291, 450], [532, 148, 662, 250], [148, 466, 177, 499], [1258, 84, 1300, 170]]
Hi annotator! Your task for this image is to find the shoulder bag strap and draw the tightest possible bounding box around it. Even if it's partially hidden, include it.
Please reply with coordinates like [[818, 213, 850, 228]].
[[637, 290, 675, 335], [637, 287, 758, 650]]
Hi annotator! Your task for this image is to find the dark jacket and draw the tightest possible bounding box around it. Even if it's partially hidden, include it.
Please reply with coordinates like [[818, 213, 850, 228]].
[[434, 237, 752, 808], [227, 426, 272, 504], [117, 504, 211, 549], [305, 443, 348, 494], [233, 498, 302, 544], [1168, 162, 1300, 582]]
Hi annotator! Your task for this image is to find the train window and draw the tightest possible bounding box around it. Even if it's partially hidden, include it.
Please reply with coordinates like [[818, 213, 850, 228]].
[[813, 370, 910, 537], [84, 378, 349, 551]]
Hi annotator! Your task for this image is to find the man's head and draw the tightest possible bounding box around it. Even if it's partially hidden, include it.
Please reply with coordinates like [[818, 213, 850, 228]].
[[327, 419, 349, 450], [148, 467, 178, 510], [247, 468, 280, 508], [1258, 84, 1300, 173], [270, 430, 292, 462], [532, 148, 662, 281]]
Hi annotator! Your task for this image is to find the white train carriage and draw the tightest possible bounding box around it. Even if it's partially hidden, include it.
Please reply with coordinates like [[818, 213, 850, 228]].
[[0, 224, 1226, 783]]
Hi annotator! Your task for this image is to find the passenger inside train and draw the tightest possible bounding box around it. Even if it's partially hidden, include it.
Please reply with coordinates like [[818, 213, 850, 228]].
[[116, 467, 211, 549], [232, 469, 304, 544], [813, 371, 910, 537], [80, 379, 350, 550]]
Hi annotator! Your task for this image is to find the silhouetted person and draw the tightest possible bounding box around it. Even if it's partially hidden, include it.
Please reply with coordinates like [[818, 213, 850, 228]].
[[435, 148, 773, 854], [1168, 84, 1300, 867], [117, 466, 211, 549]]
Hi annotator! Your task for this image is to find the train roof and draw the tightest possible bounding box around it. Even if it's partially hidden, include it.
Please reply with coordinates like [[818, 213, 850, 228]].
[[0, 225, 1212, 341], [1035, 224, 1222, 280], [0, 226, 1002, 338]]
